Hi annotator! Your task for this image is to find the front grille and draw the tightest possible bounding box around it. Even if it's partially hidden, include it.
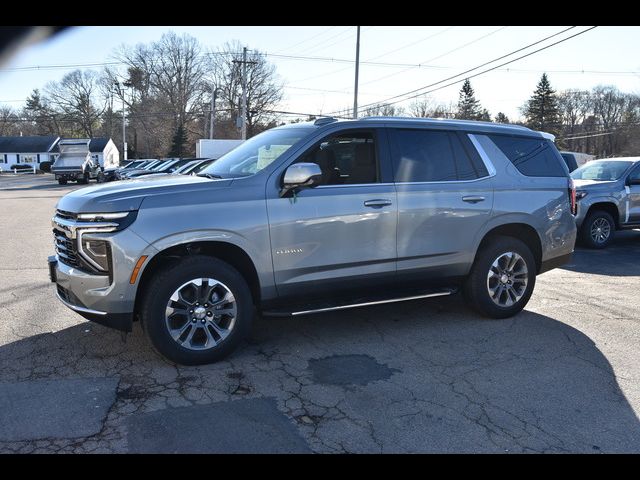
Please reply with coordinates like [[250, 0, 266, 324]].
[[55, 209, 77, 221], [53, 228, 81, 268]]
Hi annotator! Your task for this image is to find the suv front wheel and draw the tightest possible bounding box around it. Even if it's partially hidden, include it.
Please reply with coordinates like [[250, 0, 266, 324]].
[[140, 255, 254, 365], [464, 236, 537, 319], [580, 210, 615, 249]]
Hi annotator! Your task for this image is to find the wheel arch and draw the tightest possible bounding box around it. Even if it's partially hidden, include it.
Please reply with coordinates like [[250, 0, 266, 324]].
[[474, 222, 543, 273], [584, 202, 620, 229], [134, 241, 262, 319]]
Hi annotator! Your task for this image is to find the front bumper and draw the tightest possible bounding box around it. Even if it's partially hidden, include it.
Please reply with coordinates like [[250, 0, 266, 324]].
[[49, 255, 133, 331], [48, 227, 156, 332]]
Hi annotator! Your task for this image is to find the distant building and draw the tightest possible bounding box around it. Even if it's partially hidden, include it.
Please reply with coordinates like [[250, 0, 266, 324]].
[[0, 136, 60, 168], [0, 136, 119, 170]]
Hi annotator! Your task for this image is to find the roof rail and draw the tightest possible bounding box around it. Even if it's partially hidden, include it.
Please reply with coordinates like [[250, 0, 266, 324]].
[[314, 117, 339, 126]]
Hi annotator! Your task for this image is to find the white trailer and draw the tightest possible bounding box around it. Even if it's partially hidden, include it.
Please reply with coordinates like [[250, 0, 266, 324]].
[[51, 139, 103, 185], [196, 139, 244, 160]]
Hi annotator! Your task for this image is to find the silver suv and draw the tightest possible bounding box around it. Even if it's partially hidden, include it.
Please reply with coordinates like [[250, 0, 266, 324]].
[[48, 117, 577, 365]]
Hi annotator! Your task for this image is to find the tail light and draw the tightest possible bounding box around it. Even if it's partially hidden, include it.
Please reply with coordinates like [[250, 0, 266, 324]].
[[568, 178, 577, 215]]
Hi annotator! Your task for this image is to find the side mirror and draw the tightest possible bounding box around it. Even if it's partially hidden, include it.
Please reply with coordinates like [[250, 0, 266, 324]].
[[280, 163, 322, 197], [627, 177, 640, 186]]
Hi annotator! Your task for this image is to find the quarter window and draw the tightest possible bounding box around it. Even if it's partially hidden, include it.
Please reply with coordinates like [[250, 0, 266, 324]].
[[388, 129, 485, 182], [486, 134, 566, 177]]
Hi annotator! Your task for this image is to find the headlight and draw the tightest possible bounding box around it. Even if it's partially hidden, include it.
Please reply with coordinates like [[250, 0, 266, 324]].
[[80, 239, 110, 271], [575, 190, 588, 201], [75, 211, 137, 272]]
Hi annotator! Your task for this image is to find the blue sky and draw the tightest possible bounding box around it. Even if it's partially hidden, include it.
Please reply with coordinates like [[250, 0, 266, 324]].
[[1, 26, 638, 121]]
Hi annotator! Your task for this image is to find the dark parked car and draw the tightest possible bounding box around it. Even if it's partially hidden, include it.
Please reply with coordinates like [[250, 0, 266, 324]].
[[560, 152, 579, 172], [125, 159, 195, 179]]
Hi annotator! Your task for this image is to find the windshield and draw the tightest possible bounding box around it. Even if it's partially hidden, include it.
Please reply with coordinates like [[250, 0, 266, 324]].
[[570, 160, 633, 181], [199, 127, 310, 178]]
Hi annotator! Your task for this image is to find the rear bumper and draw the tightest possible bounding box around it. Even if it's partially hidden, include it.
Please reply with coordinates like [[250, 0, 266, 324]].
[[539, 252, 572, 274]]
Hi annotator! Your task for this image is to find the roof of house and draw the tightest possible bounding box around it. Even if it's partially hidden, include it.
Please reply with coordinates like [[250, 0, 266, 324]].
[[88, 137, 110, 152], [0, 136, 59, 153], [50, 137, 113, 153]]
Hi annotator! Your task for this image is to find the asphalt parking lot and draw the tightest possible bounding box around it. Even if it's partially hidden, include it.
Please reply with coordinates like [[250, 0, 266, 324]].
[[1, 173, 639, 453]]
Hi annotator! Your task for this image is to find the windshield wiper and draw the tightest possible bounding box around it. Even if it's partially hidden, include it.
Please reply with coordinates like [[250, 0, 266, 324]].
[[197, 173, 223, 179]]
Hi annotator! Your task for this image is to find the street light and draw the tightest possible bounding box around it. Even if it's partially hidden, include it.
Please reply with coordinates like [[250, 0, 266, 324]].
[[113, 80, 131, 161], [209, 86, 221, 139]]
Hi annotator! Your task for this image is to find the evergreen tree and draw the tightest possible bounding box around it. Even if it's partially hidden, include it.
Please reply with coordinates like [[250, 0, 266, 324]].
[[480, 109, 492, 122], [495, 112, 510, 123], [523, 73, 561, 133], [168, 123, 188, 157], [455, 79, 483, 120]]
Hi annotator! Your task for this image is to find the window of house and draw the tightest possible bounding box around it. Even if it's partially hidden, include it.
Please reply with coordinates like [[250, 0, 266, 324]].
[[297, 131, 379, 185]]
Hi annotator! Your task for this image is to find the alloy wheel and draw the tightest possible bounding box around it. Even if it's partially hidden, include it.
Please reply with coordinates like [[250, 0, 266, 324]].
[[164, 278, 237, 351], [486, 251, 529, 307]]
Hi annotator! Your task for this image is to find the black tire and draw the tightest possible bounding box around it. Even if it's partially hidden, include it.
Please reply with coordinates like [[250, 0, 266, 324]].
[[58, 178, 67, 185], [580, 210, 615, 249], [464, 236, 537, 319], [139, 255, 254, 365]]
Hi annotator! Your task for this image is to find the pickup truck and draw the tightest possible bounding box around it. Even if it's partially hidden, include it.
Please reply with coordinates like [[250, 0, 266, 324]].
[[571, 157, 640, 248], [51, 139, 104, 185]]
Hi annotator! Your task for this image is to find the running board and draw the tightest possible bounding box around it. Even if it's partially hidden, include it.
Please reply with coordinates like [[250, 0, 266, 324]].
[[262, 287, 457, 317]]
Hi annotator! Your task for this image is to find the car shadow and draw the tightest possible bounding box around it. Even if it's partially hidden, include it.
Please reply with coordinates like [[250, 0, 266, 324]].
[[0, 294, 638, 452], [561, 229, 640, 276]]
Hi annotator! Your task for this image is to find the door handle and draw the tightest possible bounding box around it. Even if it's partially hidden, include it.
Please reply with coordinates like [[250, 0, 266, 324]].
[[462, 196, 485, 204], [364, 199, 392, 208]]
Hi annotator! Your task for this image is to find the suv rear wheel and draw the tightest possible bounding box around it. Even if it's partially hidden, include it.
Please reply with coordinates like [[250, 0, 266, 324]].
[[464, 236, 536, 319], [139, 255, 254, 365], [580, 210, 614, 249]]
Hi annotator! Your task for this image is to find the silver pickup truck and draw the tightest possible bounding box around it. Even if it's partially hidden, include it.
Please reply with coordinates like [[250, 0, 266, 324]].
[[571, 157, 640, 248]]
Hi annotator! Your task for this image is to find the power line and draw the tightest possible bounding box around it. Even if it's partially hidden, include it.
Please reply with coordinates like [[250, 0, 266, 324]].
[[357, 26, 510, 88], [347, 26, 591, 116], [364, 27, 457, 62], [270, 26, 338, 54]]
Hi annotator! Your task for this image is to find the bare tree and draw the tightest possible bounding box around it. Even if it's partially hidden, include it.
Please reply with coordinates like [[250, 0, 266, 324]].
[[409, 96, 436, 117], [109, 32, 211, 156], [362, 103, 404, 117], [208, 40, 284, 137], [0, 105, 20, 136], [44, 70, 106, 137]]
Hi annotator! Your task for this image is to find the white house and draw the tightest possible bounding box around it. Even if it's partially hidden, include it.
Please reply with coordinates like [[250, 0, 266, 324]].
[[0, 136, 120, 172], [0, 136, 60, 170]]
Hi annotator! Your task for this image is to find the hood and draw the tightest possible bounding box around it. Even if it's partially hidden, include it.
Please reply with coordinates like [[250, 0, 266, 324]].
[[572, 179, 619, 190], [56, 174, 233, 213]]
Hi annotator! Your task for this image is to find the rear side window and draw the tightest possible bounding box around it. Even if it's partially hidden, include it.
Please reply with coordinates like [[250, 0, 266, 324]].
[[487, 134, 566, 177], [389, 129, 487, 182]]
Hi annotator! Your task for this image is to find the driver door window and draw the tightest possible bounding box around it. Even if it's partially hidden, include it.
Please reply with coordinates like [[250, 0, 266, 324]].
[[297, 132, 379, 185]]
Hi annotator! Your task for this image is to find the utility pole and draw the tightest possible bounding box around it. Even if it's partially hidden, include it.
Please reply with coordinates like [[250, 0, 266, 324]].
[[353, 26, 361, 119], [233, 47, 256, 140], [115, 81, 127, 161], [209, 87, 219, 139], [122, 90, 127, 161], [241, 47, 248, 140]]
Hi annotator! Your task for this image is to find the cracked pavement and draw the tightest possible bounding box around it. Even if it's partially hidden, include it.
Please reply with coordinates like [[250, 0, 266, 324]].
[[1, 174, 639, 453]]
